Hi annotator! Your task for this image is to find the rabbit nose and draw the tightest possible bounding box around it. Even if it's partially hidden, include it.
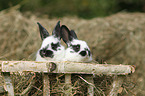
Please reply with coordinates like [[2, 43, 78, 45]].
[[40, 50, 54, 58]]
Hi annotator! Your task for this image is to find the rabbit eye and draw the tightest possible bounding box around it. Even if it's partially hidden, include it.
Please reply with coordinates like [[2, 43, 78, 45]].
[[51, 42, 60, 51], [79, 51, 86, 56], [72, 44, 80, 52]]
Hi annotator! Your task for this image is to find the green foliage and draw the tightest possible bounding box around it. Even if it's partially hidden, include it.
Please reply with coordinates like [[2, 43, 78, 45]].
[[20, 0, 119, 18], [0, 0, 21, 10], [0, 0, 145, 19]]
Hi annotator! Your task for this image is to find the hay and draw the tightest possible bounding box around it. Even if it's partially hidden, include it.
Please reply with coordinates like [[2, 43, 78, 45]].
[[0, 7, 145, 95]]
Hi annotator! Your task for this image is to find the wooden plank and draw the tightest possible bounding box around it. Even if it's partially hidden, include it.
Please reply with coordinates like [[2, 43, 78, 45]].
[[43, 73, 50, 96], [56, 62, 135, 75], [1, 72, 14, 96], [1, 61, 135, 75], [108, 75, 125, 96], [1, 61, 48, 72], [64, 74, 72, 96]]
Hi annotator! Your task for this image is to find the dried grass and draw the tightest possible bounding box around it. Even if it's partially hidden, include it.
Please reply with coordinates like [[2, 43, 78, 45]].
[[0, 6, 145, 95]]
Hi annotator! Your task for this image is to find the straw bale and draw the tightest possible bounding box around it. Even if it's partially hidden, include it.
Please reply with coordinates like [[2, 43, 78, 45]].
[[0, 7, 145, 95]]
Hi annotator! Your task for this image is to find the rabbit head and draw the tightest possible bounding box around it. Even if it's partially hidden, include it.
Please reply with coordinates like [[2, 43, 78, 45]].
[[61, 25, 92, 62], [36, 21, 65, 61]]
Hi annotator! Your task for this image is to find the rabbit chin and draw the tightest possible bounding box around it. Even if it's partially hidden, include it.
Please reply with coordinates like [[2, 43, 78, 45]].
[[63, 51, 92, 62], [36, 47, 65, 61]]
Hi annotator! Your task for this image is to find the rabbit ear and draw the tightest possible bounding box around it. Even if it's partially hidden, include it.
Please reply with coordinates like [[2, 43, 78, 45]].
[[61, 25, 72, 43], [52, 21, 61, 40], [70, 30, 78, 39], [61, 25, 78, 44], [37, 22, 49, 40]]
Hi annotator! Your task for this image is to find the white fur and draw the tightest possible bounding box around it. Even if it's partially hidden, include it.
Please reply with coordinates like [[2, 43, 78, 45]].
[[36, 36, 65, 61], [64, 39, 92, 62]]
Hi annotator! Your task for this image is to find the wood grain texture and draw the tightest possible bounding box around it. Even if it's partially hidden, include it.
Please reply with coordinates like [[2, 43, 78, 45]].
[[0, 61, 135, 75]]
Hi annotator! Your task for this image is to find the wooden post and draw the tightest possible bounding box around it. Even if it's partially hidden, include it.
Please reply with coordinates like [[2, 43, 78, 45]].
[[65, 74, 72, 96], [85, 75, 94, 96], [1, 72, 14, 96], [43, 73, 50, 96], [109, 75, 125, 96]]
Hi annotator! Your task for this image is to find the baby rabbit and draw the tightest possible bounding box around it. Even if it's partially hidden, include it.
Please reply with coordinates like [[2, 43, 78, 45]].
[[36, 21, 65, 61], [61, 25, 92, 62], [61, 25, 94, 95]]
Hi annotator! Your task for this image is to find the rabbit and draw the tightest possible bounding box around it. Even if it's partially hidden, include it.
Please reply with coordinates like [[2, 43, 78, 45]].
[[61, 25, 94, 95], [60, 25, 92, 62], [36, 21, 65, 61]]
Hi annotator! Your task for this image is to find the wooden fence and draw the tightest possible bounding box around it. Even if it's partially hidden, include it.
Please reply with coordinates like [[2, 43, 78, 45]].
[[0, 61, 135, 96]]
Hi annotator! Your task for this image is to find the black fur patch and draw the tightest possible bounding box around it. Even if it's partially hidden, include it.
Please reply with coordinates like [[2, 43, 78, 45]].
[[51, 42, 60, 51], [40, 49, 54, 58], [71, 44, 80, 52], [79, 51, 87, 56], [88, 50, 91, 57], [85, 48, 91, 57], [45, 50, 54, 57], [39, 44, 54, 58]]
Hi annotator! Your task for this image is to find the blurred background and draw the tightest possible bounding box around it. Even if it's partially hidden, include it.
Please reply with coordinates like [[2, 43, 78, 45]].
[[0, 0, 145, 95], [0, 0, 145, 19]]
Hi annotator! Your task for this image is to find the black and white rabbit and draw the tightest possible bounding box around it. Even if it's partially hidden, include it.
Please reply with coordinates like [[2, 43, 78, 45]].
[[61, 25, 94, 95], [61, 25, 92, 62], [36, 21, 65, 61]]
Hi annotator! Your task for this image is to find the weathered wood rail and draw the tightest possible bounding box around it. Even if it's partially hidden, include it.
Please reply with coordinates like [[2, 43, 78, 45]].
[[0, 61, 135, 96]]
